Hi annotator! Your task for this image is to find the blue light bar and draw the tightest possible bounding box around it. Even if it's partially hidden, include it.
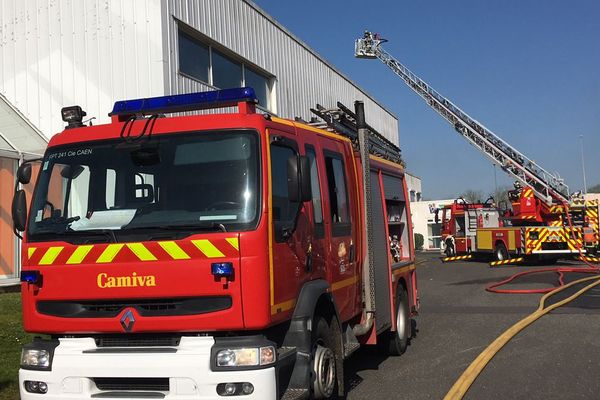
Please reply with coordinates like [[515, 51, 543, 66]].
[[211, 262, 234, 278], [20, 270, 41, 284], [110, 87, 258, 117]]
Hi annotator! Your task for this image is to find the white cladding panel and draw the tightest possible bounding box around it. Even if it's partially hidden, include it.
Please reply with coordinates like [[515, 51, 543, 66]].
[[0, 0, 165, 139], [163, 0, 399, 145]]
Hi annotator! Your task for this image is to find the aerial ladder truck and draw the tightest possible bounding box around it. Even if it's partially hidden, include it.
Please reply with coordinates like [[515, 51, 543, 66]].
[[355, 31, 593, 261]]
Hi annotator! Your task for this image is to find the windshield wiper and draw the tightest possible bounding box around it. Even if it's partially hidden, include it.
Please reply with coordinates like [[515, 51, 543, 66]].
[[30, 228, 117, 243], [124, 222, 227, 233]]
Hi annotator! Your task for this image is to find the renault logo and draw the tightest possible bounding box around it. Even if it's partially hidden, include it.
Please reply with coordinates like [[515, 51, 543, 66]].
[[120, 309, 135, 332]]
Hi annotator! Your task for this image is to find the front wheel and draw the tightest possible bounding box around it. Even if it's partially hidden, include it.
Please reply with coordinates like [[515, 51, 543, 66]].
[[311, 317, 338, 399]]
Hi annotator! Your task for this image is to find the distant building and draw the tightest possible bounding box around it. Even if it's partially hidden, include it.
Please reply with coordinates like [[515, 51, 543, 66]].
[[405, 172, 422, 202], [411, 199, 455, 250], [585, 193, 600, 202]]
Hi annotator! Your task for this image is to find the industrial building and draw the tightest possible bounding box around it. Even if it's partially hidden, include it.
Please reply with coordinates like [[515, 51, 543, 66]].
[[0, 0, 402, 285]]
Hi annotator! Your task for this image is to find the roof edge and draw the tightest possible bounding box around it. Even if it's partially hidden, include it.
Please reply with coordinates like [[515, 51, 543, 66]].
[[243, 0, 398, 121]]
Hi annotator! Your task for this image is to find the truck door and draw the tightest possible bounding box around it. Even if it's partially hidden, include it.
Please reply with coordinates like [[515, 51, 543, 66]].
[[320, 141, 359, 321], [268, 132, 312, 319]]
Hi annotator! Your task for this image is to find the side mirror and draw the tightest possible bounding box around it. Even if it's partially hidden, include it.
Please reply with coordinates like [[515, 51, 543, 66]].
[[60, 165, 85, 180], [17, 163, 32, 185], [12, 190, 27, 232], [434, 209, 439, 224], [299, 156, 312, 202]]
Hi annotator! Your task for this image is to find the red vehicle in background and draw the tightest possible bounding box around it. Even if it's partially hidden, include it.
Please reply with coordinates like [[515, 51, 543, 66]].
[[440, 192, 583, 262], [13, 88, 417, 400]]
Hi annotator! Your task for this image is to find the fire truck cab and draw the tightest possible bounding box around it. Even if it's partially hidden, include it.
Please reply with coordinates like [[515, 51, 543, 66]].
[[13, 88, 417, 400]]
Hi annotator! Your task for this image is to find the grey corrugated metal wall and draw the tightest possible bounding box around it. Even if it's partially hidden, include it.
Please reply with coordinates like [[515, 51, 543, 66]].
[[0, 0, 165, 139], [163, 0, 400, 144]]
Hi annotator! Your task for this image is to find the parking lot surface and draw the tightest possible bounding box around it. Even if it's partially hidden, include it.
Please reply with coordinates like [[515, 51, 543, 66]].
[[345, 252, 600, 399]]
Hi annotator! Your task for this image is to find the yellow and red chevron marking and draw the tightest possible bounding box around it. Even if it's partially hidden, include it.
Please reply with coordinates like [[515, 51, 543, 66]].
[[26, 237, 240, 266], [522, 188, 534, 198], [559, 228, 583, 251], [489, 257, 525, 267], [519, 215, 537, 220], [548, 205, 566, 214], [525, 227, 549, 253], [579, 256, 600, 263], [441, 255, 472, 263], [548, 220, 563, 227]]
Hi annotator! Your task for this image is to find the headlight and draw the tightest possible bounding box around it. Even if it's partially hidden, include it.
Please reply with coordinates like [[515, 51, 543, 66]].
[[20, 339, 59, 371], [216, 346, 276, 368], [21, 349, 50, 369]]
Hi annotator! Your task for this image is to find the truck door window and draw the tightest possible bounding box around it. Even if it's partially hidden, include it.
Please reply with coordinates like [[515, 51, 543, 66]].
[[305, 145, 324, 238], [270, 144, 299, 237], [324, 153, 351, 236]]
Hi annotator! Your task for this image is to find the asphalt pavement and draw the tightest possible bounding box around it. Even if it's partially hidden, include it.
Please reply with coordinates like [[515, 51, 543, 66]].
[[345, 252, 600, 399]]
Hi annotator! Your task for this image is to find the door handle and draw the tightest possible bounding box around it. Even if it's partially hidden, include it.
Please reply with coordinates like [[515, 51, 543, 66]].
[[305, 243, 313, 272]]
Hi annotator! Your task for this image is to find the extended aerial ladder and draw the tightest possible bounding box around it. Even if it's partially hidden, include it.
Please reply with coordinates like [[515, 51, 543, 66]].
[[354, 31, 569, 206]]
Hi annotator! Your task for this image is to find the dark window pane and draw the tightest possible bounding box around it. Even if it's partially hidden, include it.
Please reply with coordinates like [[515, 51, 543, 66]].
[[245, 67, 269, 108], [325, 156, 350, 224], [271, 145, 298, 223], [178, 31, 209, 82], [213, 50, 242, 89], [306, 147, 323, 224]]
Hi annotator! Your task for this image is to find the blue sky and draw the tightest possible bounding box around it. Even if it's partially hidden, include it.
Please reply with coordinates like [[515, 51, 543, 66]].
[[253, 0, 600, 199]]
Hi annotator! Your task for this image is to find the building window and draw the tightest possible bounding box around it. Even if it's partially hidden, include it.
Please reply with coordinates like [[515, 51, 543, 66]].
[[178, 31, 210, 83], [212, 50, 242, 89], [245, 68, 269, 110], [177, 28, 274, 111]]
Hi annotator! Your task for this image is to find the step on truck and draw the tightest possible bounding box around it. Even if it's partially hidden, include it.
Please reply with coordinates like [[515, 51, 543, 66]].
[[13, 87, 418, 400]]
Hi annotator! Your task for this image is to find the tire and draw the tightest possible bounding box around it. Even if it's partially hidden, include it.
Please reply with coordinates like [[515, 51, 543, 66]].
[[386, 287, 411, 356], [311, 317, 338, 399], [495, 242, 509, 261]]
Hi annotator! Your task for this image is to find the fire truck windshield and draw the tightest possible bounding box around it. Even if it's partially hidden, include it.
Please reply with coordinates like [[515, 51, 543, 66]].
[[27, 130, 260, 242]]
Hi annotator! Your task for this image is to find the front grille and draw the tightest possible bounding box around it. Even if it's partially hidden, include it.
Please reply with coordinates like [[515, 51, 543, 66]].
[[37, 296, 232, 318], [542, 242, 568, 250], [95, 335, 181, 348], [94, 377, 169, 392]]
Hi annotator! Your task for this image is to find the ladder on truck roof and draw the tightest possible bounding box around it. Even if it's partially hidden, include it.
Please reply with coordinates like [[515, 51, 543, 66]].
[[304, 101, 404, 166], [354, 31, 569, 205]]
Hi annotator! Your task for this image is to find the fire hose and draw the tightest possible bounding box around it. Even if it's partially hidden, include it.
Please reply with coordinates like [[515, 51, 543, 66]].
[[446, 201, 600, 399]]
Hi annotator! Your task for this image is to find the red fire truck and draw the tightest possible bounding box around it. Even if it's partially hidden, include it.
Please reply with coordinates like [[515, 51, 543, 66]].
[[13, 88, 417, 399], [439, 194, 583, 262]]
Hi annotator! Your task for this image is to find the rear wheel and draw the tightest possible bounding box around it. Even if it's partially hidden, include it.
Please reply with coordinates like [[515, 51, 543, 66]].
[[386, 286, 411, 356], [495, 242, 509, 261]]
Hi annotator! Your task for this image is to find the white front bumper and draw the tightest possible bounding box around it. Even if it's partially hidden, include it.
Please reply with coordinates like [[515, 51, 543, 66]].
[[19, 337, 277, 400]]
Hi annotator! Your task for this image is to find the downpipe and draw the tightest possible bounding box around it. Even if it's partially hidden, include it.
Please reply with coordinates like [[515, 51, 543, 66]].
[[352, 101, 376, 337]]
